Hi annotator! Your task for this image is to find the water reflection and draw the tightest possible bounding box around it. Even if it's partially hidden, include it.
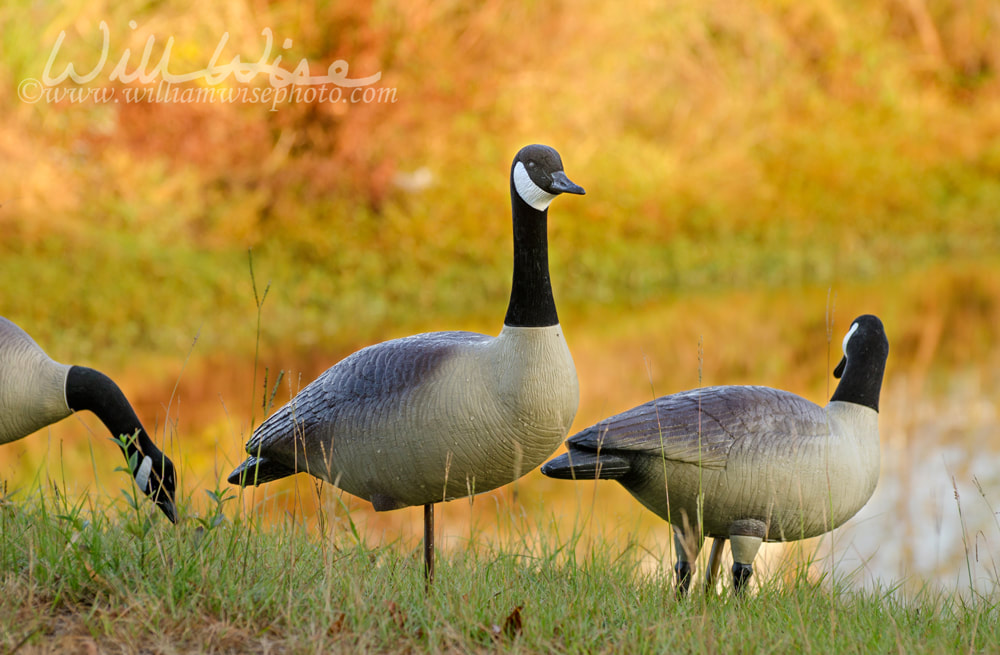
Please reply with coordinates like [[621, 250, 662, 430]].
[[815, 372, 1000, 596]]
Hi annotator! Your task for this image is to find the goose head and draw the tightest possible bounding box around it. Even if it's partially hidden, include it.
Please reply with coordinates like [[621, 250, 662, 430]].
[[134, 448, 178, 523], [511, 144, 585, 211], [831, 314, 889, 412]]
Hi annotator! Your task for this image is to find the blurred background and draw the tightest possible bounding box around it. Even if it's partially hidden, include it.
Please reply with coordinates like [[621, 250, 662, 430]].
[[1, 0, 998, 596]]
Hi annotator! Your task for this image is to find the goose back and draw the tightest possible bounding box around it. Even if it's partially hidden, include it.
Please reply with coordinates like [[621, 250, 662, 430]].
[[245, 324, 578, 509], [0, 318, 71, 444]]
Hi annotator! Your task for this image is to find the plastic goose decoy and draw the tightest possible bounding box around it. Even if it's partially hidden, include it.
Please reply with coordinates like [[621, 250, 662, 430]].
[[0, 317, 177, 522], [542, 315, 888, 594], [229, 144, 584, 583]]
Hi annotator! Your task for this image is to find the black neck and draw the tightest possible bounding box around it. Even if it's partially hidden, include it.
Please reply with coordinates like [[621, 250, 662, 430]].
[[503, 188, 559, 327], [66, 365, 177, 522], [830, 352, 886, 412], [65, 366, 157, 463]]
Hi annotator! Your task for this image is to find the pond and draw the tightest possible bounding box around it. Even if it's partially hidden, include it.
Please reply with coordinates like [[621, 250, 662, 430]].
[[816, 371, 1000, 597]]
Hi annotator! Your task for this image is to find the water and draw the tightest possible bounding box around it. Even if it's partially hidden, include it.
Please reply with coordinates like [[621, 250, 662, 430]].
[[816, 372, 1000, 596]]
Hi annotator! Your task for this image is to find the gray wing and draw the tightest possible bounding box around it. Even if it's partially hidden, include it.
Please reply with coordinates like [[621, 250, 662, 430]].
[[244, 331, 490, 457], [567, 386, 824, 469]]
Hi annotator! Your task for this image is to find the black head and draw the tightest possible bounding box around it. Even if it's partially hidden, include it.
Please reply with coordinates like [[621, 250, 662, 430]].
[[511, 144, 585, 211], [66, 366, 179, 523], [135, 448, 178, 523], [830, 314, 889, 412], [123, 431, 178, 523]]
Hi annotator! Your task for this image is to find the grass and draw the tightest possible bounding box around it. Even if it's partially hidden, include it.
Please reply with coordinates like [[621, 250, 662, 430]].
[[0, 483, 997, 654], [1, 0, 999, 433]]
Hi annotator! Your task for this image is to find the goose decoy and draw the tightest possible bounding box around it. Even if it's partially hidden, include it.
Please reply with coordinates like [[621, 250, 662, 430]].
[[542, 315, 888, 594], [1, 317, 177, 522], [228, 144, 585, 583]]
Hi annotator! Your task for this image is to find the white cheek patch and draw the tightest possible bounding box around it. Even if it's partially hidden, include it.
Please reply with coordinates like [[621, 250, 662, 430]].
[[513, 161, 557, 211], [134, 455, 153, 492], [842, 322, 859, 356]]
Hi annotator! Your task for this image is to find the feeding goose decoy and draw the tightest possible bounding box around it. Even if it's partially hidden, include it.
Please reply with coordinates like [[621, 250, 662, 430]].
[[542, 315, 888, 594], [228, 144, 585, 583], [0, 317, 177, 522]]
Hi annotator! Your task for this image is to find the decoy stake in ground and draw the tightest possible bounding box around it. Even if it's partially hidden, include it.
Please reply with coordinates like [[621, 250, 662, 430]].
[[229, 145, 585, 584], [0, 317, 177, 522], [542, 315, 889, 594]]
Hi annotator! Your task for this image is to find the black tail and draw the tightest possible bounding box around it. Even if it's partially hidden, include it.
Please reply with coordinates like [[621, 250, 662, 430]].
[[540, 448, 632, 481]]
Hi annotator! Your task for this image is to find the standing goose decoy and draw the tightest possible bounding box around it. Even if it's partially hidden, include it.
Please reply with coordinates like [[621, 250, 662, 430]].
[[542, 315, 888, 594], [228, 144, 585, 583], [0, 317, 177, 522]]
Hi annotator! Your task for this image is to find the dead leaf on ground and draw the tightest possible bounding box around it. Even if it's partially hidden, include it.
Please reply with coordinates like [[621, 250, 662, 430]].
[[384, 600, 406, 630], [490, 604, 524, 641], [328, 612, 346, 636]]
